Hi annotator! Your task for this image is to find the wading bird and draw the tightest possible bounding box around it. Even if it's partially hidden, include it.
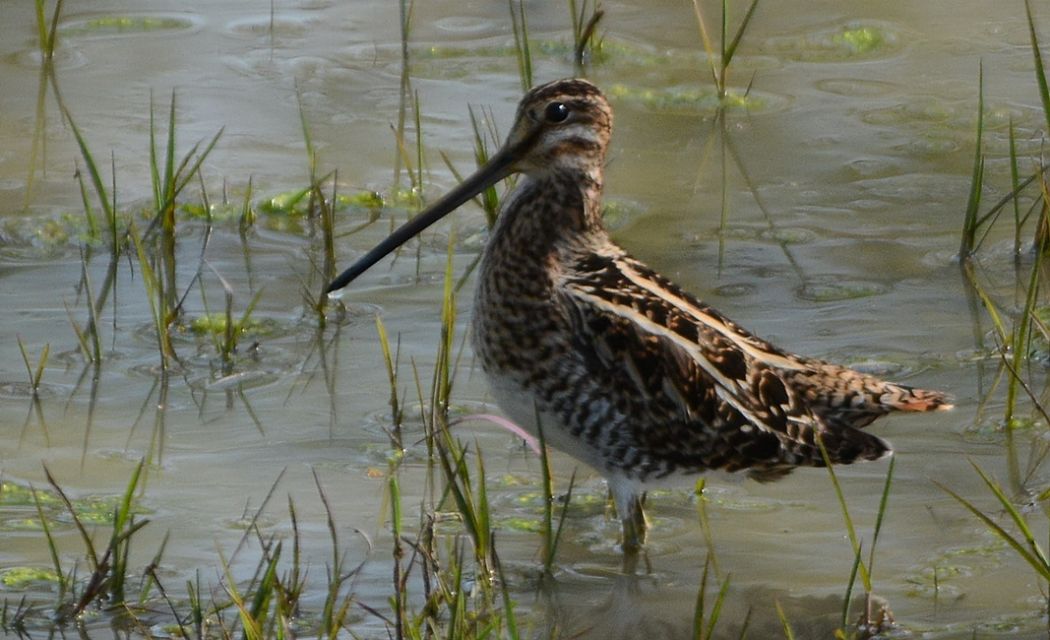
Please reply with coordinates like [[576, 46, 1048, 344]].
[[327, 78, 951, 551]]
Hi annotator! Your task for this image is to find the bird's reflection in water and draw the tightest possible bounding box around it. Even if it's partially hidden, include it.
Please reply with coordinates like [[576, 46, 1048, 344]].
[[527, 552, 886, 639]]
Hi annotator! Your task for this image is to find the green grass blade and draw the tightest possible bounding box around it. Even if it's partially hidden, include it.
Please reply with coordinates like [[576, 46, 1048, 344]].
[[30, 485, 66, 600], [296, 85, 317, 180], [1025, 0, 1050, 134], [691, 0, 721, 91], [693, 554, 711, 638], [413, 90, 424, 197], [774, 599, 795, 640], [538, 416, 555, 572], [551, 469, 576, 571], [170, 129, 225, 211], [816, 437, 871, 590], [1009, 119, 1022, 254], [16, 337, 47, 392], [1006, 233, 1043, 424], [719, 0, 727, 67], [74, 162, 100, 241], [960, 261, 1009, 342], [34, 0, 48, 55], [163, 90, 177, 208], [694, 479, 721, 577], [247, 542, 280, 633], [867, 455, 895, 574], [474, 444, 492, 563], [960, 62, 984, 258], [64, 300, 93, 361], [723, 0, 761, 70], [149, 92, 161, 210], [60, 105, 115, 226], [108, 459, 145, 604], [703, 571, 731, 639], [493, 545, 520, 640], [840, 546, 862, 630], [45, 0, 63, 59], [43, 465, 101, 571], [510, 0, 533, 92], [375, 316, 404, 446], [129, 222, 176, 365], [218, 548, 263, 640]]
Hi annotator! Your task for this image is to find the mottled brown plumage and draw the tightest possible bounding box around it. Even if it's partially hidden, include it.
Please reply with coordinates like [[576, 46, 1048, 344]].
[[328, 78, 952, 550]]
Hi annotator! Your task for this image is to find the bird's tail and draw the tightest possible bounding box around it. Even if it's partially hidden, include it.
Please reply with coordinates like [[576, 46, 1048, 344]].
[[880, 384, 953, 413]]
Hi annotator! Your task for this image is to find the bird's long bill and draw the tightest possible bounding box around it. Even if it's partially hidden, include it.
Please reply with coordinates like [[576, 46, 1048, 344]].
[[325, 144, 519, 294]]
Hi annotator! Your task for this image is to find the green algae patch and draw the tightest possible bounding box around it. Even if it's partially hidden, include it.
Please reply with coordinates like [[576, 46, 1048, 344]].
[[607, 83, 776, 116], [62, 16, 196, 37], [0, 481, 149, 531], [252, 187, 386, 234], [763, 22, 901, 62], [0, 212, 112, 259], [187, 314, 279, 338], [904, 536, 1008, 600], [1, 481, 59, 509], [797, 279, 890, 302], [759, 227, 818, 244], [414, 37, 657, 68], [502, 516, 542, 533], [831, 26, 886, 55], [259, 188, 385, 215], [0, 567, 61, 590], [180, 201, 246, 223]]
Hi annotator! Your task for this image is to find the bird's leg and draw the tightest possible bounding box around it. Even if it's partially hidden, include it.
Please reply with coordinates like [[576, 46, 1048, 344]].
[[620, 492, 648, 552], [609, 477, 647, 552]]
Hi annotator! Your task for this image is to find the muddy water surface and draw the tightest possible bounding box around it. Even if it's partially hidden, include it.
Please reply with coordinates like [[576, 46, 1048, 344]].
[[1, 0, 1048, 637]]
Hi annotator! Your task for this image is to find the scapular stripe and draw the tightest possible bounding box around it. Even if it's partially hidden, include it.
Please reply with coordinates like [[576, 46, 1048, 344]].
[[613, 258, 807, 371], [565, 285, 779, 437]]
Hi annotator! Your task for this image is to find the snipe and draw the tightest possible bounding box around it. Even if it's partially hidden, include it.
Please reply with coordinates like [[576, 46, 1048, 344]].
[[327, 78, 951, 551]]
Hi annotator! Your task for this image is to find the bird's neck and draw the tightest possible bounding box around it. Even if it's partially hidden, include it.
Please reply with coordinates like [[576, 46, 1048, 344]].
[[492, 168, 605, 250], [477, 167, 607, 304]]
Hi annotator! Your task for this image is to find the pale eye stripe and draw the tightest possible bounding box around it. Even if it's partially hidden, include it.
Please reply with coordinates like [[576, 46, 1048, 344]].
[[566, 286, 779, 436], [615, 260, 806, 371]]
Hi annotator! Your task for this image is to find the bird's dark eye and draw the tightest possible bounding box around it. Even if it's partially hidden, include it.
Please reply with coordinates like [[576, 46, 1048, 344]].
[[544, 102, 570, 123]]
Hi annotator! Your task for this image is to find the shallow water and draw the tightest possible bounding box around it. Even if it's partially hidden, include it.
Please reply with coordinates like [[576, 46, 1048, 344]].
[[2, 0, 1050, 637]]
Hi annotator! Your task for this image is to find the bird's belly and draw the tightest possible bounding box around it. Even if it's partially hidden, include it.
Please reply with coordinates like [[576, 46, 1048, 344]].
[[482, 366, 743, 492], [481, 368, 608, 469]]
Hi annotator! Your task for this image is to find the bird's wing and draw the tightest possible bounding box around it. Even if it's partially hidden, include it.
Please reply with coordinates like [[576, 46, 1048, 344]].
[[558, 251, 891, 473]]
